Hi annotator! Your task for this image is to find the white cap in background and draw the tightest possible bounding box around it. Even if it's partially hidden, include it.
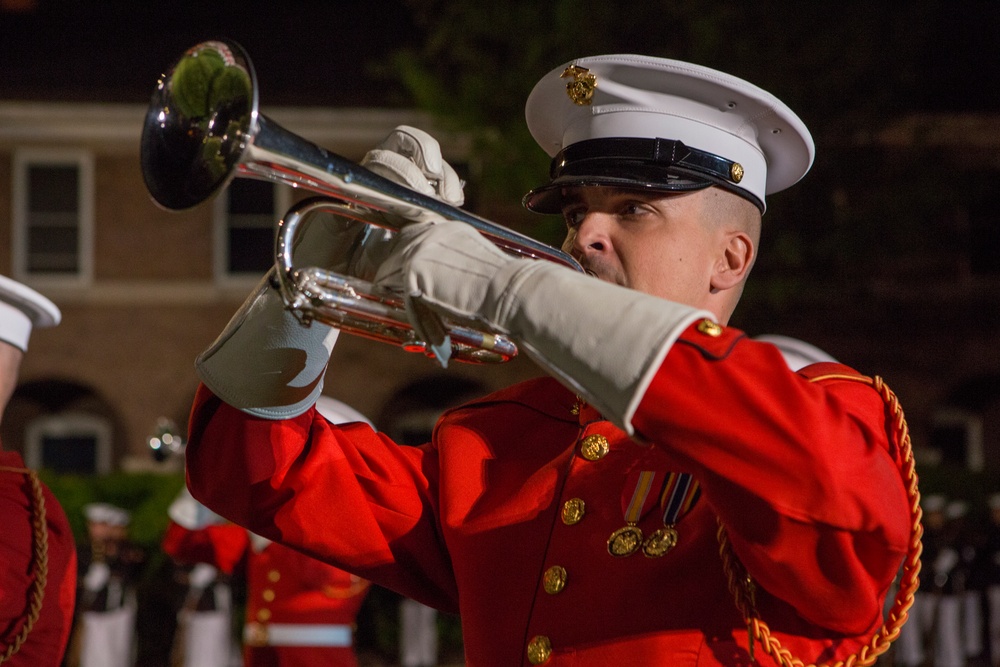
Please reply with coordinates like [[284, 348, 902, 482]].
[[0, 275, 61, 352]]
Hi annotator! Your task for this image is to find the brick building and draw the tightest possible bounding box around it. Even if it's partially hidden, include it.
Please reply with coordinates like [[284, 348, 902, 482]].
[[0, 100, 542, 474], [1, 81, 999, 496]]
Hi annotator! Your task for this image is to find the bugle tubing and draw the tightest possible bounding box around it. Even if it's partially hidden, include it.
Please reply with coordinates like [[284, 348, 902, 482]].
[[140, 39, 582, 363]]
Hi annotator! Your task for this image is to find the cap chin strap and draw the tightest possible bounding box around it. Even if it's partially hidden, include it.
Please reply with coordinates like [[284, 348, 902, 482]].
[[717, 374, 922, 666], [550, 138, 742, 185], [526, 137, 764, 214]]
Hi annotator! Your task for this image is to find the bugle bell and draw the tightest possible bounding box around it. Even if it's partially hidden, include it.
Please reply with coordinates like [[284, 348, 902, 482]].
[[140, 39, 582, 364]]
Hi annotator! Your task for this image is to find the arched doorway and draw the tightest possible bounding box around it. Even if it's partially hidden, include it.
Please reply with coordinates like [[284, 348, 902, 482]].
[[2, 377, 122, 474]]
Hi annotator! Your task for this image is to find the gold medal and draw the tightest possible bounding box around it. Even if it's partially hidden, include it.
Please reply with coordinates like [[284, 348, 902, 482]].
[[642, 525, 679, 558], [607, 524, 644, 557]]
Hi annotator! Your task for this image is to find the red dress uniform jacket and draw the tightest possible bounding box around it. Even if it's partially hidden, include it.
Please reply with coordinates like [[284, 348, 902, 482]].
[[0, 450, 77, 665], [186, 321, 912, 666], [163, 520, 369, 667]]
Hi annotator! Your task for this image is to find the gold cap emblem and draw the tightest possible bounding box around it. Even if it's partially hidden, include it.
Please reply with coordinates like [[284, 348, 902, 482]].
[[561, 65, 597, 106]]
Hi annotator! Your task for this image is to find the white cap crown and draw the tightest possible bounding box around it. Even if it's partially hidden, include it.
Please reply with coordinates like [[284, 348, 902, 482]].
[[0, 275, 61, 352], [523, 55, 814, 214]]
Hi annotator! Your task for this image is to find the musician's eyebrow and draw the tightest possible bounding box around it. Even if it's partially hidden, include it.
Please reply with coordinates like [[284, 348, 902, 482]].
[[558, 188, 581, 207], [559, 186, 653, 208]]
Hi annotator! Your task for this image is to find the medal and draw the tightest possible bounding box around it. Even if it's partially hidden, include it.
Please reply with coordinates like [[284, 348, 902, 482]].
[[643, 472, 701, 558], [608, 524, 644, 556], [642, 526, 679, 557], [608, 470, 659, 557]]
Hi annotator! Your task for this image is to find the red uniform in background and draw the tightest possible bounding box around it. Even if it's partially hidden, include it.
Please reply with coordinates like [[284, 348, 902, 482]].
[[0, 450, 77, 665], [0, 274, 77, 664], [185, 322, 912, 666], [163, 518, 369, 667]]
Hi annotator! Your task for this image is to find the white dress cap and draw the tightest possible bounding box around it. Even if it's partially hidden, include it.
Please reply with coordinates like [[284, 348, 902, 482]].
[[83, 502, 131, 527], [0, 275, 61, 352], [754, 334, 838, 372], [315, 395, 373, 426], [945, 500, 968, 520], [523, 55, 814, 214], [922, 493, 947, 513]]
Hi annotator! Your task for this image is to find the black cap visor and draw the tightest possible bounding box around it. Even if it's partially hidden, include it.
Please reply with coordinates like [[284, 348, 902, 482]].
[[522, 137, 763, 214]]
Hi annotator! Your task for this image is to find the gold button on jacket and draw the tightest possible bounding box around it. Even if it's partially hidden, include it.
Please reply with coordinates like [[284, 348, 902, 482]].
[[527, 635, 552, 664], [561, 498, 585, 525], [696, 318, 723, 337], [543, 565, 567, 594], [579, 434, 609, 461]]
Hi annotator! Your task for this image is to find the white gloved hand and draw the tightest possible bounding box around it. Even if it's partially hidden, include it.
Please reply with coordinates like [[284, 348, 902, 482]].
[[194, 210, 372, 419], [374, 221, 712, 433], [361, 125, 465, 206], [83, 561, 111, 592], [934, 548, 960, 576], [361, 125, 467, 361], [187, 563, 219, 590]]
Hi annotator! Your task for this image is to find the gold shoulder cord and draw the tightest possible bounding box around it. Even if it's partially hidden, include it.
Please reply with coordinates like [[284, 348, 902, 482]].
[[717, 375, 923, 667], [0, 466, 49, 664]]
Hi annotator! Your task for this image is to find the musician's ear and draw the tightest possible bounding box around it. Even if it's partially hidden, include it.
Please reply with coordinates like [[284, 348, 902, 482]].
[[710, 230, 754, 293]]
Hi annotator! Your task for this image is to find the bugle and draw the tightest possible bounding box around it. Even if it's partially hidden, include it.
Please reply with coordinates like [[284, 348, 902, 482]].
[[140, 39, 582, 363]]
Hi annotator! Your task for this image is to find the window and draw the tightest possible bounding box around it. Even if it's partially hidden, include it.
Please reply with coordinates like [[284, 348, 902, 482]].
[[214, 179, 290, 282], [929, 408, 984, 471], [12, 149, 94, 286], [25, 412, 113, 475]]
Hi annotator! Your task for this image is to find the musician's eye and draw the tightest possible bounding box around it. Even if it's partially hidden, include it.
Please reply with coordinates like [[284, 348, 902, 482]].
[[563, 207, 585, 229], [618, 201, 652, 219]]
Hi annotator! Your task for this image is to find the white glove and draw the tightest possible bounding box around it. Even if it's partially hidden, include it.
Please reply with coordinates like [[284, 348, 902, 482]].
[[187, 563, 219, 590], [374, 221, 712, 433], [361, 125, 465, 206], [195, 211, 373, 418], [361, 125, 467, 361], [83, 561, 111, 592], [934, 548, 960, 576]]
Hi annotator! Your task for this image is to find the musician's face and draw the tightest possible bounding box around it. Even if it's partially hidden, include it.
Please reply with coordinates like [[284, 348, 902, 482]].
[[88, 521, 126, 544], [0, 342, 23, 420], [560, 186, 733, 313]]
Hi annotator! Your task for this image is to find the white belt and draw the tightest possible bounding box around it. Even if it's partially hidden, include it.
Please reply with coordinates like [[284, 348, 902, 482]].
[[243, 622, 353, 647]]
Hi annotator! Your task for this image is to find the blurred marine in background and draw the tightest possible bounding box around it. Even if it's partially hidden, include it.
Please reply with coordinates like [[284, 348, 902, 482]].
[[0, 275, 77, 665], [164, 396, 371, 667]]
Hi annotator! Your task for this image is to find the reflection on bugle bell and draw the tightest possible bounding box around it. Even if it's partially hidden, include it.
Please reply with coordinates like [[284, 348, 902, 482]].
[[140, 39, 582, 364]]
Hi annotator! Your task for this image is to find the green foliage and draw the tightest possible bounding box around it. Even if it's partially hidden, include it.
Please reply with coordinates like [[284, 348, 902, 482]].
[[379, 1, 940, 208], [916, 463, 1000, 522], [171, 49, 226, 118], [208, 66, 252, 111], [373, 0, 976, 299], [38, 470, 185, 551]]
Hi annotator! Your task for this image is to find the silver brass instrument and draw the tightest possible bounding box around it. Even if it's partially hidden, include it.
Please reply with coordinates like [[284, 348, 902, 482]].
[[140, 39, 582, 363]]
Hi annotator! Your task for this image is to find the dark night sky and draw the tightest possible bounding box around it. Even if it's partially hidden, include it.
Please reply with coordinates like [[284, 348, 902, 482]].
[[0, 0, 420, 106], [1, 1, 999, 115]]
